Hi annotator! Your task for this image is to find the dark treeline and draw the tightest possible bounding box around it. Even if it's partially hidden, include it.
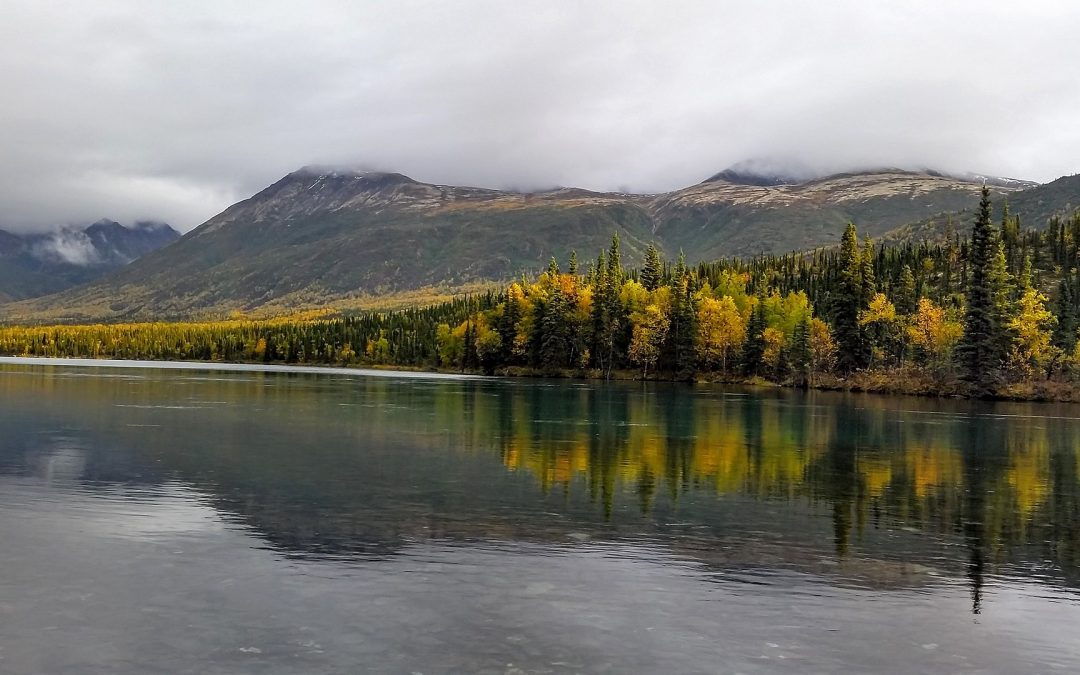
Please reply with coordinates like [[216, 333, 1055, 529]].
[[4, 188, 1080, 398]]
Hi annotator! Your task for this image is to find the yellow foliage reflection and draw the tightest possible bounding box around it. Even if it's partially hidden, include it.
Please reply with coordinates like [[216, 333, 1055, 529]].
[[471, 385, 1075, 563]]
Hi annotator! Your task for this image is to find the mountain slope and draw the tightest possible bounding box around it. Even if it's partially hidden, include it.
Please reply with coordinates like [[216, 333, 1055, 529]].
[[651, 169, 1019, 258], [0, 220, 179, 302], [4, 166, 1052, 322], [883, 174, 1080, 244]]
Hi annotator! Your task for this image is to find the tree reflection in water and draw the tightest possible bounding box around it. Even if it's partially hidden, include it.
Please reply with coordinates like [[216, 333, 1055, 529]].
[[3, 364, 1080, 613]]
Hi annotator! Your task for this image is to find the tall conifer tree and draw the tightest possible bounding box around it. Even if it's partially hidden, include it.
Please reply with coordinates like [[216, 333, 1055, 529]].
[[791, 316, 812, 387], [896, 264, 917, 315], [957, 187, 1003, 395], [860, 237, 877, 307], [669, 252, 697, 380], [1052, 274, 1078, 352], [641, 243, 663, 291], [742, 288, 768, 376], [834, 223, 867, 373], [597, 233, 626, 377]]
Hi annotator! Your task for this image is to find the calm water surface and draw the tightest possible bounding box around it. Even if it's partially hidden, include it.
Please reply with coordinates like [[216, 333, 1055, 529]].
[[1, 358, 1079, 673]]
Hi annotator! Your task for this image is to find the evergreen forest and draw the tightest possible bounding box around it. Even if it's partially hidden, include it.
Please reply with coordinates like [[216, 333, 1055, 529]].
[[4, 188, 1080, 400]]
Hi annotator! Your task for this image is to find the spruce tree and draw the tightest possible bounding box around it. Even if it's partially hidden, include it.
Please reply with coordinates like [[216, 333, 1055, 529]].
[[860, 236, 877, 307], [462, 321, 477, 372], [1049, 216, 1065, 264], [1001, 200, 1020, 271], [1052, 275, 1078, 352], [896, 264, 917, 315], [791, 316, 812, 387], [598, 233, 626, 377], [496, 290, 521, 363], [957, 187, 1004, 396], [589, 251, 604, 287], [989, 235, 1016, 362], [677, 280, 698, 380], [547, 256, 559, 277], [607, 233, 623, 284], [541, 285, 571, 368], [742, 290, 767, 376], [834, 223, 868, 373], [527, 297, 547, 367], [589, 251, 608, 370], [641, 243, 663, 291], [1017, 252, 1033, 292], [669, 252, 697, 380]]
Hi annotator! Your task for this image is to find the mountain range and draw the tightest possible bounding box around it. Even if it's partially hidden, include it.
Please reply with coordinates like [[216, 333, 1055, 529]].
[[2, 164, 1078, 322], [0, 220, 179, 304]]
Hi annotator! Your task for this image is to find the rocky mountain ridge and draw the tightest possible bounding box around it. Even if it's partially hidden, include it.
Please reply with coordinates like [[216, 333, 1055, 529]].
[[6, 163, 1077, 322]]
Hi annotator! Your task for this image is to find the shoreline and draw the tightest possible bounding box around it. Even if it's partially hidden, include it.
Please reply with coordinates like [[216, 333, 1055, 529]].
[[3, 355, 1079, 403], [0, 356, 485, 381]]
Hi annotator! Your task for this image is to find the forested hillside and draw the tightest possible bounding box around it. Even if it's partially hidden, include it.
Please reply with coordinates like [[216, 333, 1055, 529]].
[[6, 189, 1080, 400]]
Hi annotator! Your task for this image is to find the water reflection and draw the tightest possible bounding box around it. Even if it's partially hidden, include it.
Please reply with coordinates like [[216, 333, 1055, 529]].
[[2, 363, 1080, 607]]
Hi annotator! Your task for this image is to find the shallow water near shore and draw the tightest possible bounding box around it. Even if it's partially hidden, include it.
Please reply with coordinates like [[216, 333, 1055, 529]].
[[2, 359, 1079, 673]]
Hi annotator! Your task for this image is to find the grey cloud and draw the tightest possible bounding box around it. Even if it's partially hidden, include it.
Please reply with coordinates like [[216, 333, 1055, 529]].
[[1, 1, 1079, 233], [30, 230, 102, 266]]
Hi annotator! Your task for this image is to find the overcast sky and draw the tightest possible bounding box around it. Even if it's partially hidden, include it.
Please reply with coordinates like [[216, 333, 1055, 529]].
[[2, 1, 1079, 233]]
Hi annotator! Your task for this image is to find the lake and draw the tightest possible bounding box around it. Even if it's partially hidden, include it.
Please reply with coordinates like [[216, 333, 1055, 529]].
[[1, 358, 1079, 673]]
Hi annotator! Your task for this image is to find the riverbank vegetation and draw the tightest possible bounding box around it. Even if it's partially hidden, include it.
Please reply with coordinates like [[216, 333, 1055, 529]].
[[3, 188, 1080, 400]]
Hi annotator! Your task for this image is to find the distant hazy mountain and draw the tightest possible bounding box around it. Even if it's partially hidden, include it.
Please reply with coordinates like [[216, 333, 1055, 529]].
[[0, 220, 179, 303], [9, 163, 1061, 322]]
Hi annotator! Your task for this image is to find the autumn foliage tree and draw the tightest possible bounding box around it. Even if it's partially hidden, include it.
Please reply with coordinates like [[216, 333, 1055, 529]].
[[908, 298, 962, 376], [1008, 286, 1056, 377], [695, 294, 745, 373]]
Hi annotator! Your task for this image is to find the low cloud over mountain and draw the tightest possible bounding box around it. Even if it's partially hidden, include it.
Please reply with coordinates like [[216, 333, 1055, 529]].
[[0, 220, 179, 302], [1, 2, 1078, 232]]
